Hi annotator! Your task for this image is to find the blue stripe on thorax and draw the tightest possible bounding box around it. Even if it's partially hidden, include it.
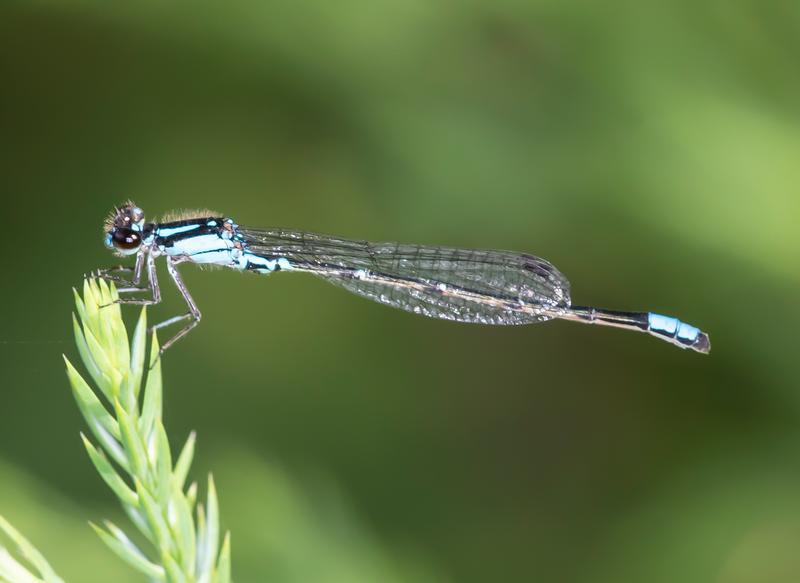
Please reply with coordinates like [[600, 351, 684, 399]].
[[155, 223, 204, 238]]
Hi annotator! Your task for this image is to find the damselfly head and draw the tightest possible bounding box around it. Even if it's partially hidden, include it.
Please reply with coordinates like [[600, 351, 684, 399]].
[[104, 202, 146, 256]]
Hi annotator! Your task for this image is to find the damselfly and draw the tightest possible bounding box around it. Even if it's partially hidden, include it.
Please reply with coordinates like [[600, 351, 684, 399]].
[[95, 203, 710, 355]]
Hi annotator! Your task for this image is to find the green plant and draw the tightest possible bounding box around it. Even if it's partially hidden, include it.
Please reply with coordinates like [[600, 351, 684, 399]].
[[66, 279, 231, 582], [0, 514, 63, 583], [0, 279, 231, 582]]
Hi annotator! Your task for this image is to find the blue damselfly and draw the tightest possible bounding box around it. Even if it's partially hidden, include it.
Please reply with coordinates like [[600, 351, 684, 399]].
[[95, 203, 710, 355]]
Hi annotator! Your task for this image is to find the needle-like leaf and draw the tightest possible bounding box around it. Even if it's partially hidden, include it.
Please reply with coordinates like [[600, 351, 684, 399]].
[[0, 514, 63, 583], [90, 521, 164, 581]]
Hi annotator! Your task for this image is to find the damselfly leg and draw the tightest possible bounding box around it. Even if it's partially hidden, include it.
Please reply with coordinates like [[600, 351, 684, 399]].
[[151, 257, 201, 354], [101, 253, 161, 306], [96, 255, 201, 355], [89, 250, 146, 289]]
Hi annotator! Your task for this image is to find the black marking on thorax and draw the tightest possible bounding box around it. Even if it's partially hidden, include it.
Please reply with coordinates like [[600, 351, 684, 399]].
[[152, 218, 226, 248]]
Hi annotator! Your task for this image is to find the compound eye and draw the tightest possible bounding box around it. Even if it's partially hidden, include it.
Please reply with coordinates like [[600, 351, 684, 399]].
[[111, 228, 141, 252]]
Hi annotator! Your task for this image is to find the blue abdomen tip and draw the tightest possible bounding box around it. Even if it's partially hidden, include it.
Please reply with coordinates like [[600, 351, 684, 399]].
[[648, 313, 678, 335]]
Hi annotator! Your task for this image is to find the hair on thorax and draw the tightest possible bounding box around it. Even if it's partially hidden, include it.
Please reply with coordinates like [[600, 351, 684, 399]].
[[159, 208, 223, 223]]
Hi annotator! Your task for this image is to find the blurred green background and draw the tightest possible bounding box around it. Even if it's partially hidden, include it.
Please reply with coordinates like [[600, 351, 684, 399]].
[[1, 1, 799, 581]]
